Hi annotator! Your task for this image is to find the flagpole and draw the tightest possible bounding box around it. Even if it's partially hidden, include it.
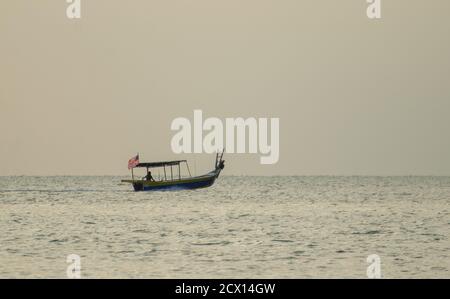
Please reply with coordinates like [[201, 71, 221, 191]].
[[130, 153, 139, 181], [133, 152, 139, 181]]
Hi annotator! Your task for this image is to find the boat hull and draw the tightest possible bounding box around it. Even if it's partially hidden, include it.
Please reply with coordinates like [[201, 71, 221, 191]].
[[122, 172, 218, 192]]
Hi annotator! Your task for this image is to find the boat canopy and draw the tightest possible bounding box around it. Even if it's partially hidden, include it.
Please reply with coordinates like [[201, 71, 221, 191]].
[[135, 160, 187, 168]]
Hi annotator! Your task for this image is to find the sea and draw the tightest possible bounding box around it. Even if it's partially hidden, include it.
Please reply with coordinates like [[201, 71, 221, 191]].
[[0, 176, 448, 278]]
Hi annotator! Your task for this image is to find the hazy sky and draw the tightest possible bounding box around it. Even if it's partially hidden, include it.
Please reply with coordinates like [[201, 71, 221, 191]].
[[1, 1, 450, 176]]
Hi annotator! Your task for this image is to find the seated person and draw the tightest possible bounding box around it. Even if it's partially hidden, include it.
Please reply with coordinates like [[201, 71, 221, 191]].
[[145, 171, 155, 182]]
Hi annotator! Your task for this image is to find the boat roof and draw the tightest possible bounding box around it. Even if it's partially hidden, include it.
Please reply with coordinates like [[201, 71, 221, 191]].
[[136, 160, 187, 168]]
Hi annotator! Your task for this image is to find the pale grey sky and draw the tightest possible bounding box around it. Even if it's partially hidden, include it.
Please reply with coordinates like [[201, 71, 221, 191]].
[[1, 1, 450, 175]]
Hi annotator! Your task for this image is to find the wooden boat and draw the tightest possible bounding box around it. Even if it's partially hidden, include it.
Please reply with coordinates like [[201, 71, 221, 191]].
[[121, 152, 225, 191]]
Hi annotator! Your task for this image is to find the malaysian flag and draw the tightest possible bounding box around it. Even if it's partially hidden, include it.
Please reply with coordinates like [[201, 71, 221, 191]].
[[128, 154, 139, 170]]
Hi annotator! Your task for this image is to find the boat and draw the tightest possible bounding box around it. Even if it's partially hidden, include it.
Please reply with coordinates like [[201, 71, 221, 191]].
[[121, 152, 225, 191]]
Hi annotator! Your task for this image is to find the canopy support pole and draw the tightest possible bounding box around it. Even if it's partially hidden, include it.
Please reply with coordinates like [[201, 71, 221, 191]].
[[185, 161, 192, 177]]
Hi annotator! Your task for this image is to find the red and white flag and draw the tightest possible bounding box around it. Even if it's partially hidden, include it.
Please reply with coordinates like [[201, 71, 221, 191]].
[[128, 154, 139, 170]]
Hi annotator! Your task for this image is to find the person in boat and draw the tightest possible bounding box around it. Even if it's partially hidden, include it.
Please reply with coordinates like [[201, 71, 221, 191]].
[[145, 171, 155, 182]]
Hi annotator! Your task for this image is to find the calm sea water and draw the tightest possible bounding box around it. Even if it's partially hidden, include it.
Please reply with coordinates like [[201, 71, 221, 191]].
[[0, 176, 448, 278]]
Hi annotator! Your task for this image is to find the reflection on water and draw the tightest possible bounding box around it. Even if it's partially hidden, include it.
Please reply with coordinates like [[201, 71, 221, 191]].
[[0, 176, 449, 278]]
